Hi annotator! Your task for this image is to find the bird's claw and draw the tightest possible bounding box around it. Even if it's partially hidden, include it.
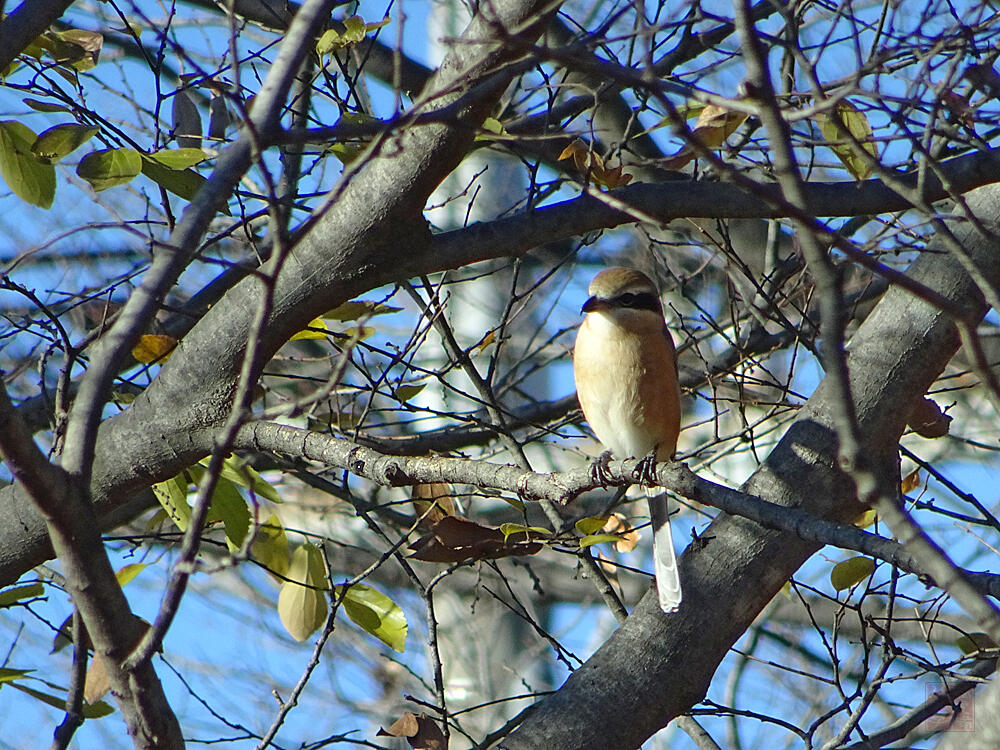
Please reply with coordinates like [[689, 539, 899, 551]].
[[590, 450, 615, 488], [634, 449, 659, 485]]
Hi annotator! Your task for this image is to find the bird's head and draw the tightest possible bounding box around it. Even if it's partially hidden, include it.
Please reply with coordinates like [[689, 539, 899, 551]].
[[581, 267, 664, 321]]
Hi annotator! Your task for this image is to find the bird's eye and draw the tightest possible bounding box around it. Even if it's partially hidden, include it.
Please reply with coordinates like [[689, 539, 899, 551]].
[[619, 293, 637, 306]]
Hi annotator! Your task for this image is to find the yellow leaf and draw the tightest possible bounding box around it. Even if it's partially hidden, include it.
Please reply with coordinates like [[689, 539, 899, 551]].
[[854, 509, 878, 528], [115, 563, 147, 587], [338, 583, 407, 652], [316, 15, 387, 54], [579, 533, 622, 549], [364, 16, 390, 32], [481, 117, 504, 134], [476, 117, 507, 142], [691, 104, 748, 147], [210, 454, 282, 503], [575, 516, 609, 535], [660, 102, 748, 170], [499, 523, 551, 541], [472, 329, 496, 353], [151, 474, 190, 531], [253, 514, 289, 578], [815, 99, 877, 180], [323, 299, 400, 321], [132, 333, 176, 363], [289, 316, 330, 340], [830, 556, 875, 591], [278, 543, 328, 641], [557, 138, 590, 173], [900, 468, 921, 495], [339, 325, 374, 341]]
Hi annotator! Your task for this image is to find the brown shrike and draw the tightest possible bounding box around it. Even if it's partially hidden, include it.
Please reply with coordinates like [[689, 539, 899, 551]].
[[573, 267, 683, 612]]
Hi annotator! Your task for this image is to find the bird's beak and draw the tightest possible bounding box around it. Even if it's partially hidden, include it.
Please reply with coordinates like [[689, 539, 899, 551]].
[[581, 296, 606, 314]]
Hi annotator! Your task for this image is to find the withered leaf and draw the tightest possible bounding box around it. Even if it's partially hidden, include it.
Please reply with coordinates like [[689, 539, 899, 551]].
[[408, 516, 542, 563], [378, 712, 447, 749]]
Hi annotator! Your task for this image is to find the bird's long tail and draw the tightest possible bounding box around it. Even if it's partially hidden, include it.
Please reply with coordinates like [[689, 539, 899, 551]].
[[647, 491, 682, 612]]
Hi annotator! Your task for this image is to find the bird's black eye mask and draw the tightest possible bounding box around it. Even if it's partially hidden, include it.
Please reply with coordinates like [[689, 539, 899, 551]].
[[614, 291, 660, 312]]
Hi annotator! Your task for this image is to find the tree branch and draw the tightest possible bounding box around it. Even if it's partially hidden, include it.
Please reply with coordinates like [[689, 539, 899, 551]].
[[232, 422, 1000, 599]]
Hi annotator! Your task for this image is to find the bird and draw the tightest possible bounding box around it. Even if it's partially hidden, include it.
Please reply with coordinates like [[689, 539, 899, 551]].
[[573, 267, 683, 612]]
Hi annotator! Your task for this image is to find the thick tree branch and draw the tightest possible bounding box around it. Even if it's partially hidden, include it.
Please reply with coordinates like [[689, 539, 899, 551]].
[[0, 0, 75, 73], [433, 147, 1000, 271]]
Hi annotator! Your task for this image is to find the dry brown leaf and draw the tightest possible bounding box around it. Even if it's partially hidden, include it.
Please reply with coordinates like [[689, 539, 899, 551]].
[[412, 482, 456, 528], [660, 103, 749, 170], [557, 138, 632, 188], [83, 619, 151, 703], [408, 516, 542, 563], [602, 513, 639, 553], [907, 397, 952, 438], [557, 138, 590, 172], [378, 712, 447, 749]]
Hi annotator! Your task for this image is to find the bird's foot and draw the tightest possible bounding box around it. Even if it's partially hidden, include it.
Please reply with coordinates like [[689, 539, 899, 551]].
[[590, 450, 615, 488], [634, 449, 659, 486]]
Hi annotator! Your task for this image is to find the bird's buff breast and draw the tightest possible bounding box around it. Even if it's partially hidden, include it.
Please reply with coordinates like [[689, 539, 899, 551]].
[[574, 315, 666, 458]]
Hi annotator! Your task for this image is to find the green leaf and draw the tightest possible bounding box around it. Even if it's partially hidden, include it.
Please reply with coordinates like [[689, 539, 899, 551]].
[[574, 516, 608, 535], [115, 563, 146, 586], [252, 513, 289, 577], [49, 28, 103, 71], [395, 382, 427, 402], [278, 543, 328, 641], [316, 15, 386, 54], [140, 155, 206, 201], [82, 699, 115, 718], [816, 99, 877, 180], [216, 455, 282, 503], [0, 668, 34, 683], [830, 556, 875, 591], [146, 147, 207, 170], [22, 98, 72, 113], [0, 121, 56, 208], [499, 523, 551, 541], [339, 583, 407, 652], [0, 582, 45, 607], [152, 474, 191, 531], [32, 123, 97, 162], [77, 147, 141, 191], [7, 681, 114, 718], [579, 533, 622, 549], [475, 116, 507, 142], [327, 141, 367, 165], [209, 477, 251, 550], [956, 632, 999, 655], [171, 89, 201, 148]]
